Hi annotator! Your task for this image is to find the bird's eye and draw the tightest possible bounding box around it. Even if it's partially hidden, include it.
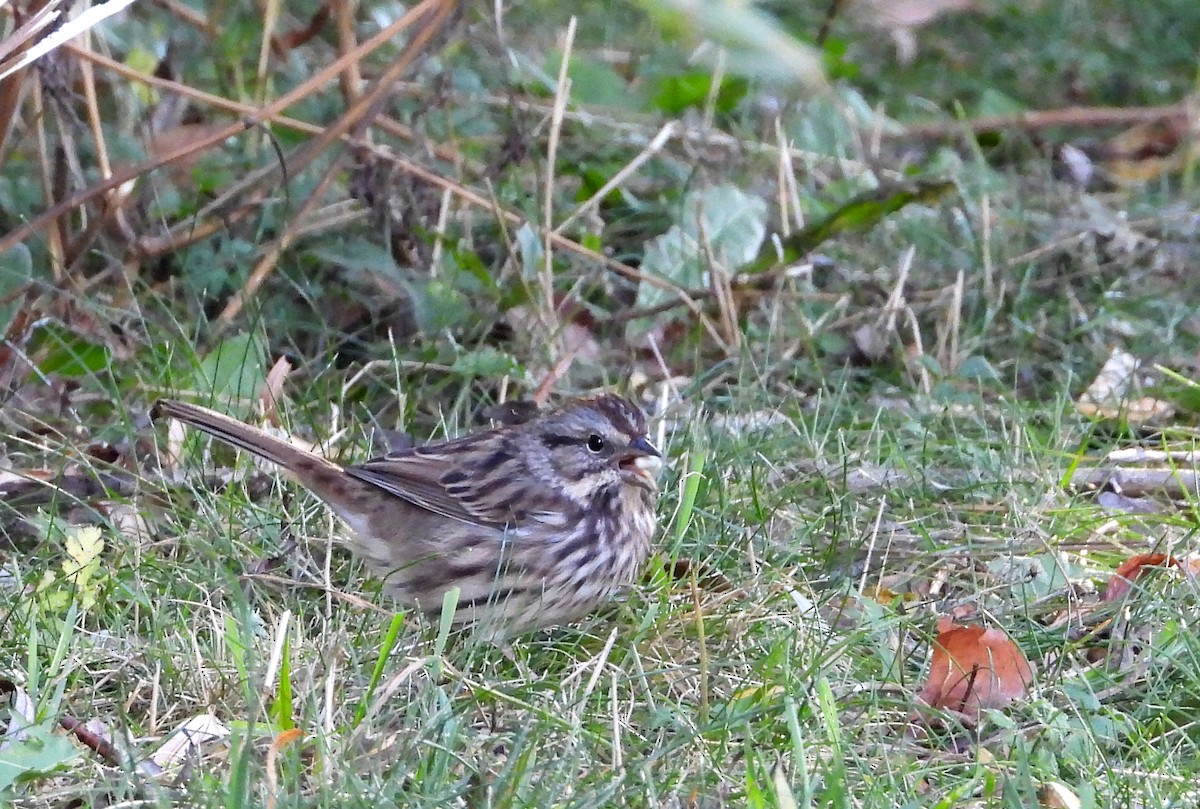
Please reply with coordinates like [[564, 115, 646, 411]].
[[586, 434, 606, 453]]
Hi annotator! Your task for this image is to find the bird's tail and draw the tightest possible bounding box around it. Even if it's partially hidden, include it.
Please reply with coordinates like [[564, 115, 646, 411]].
[[153, 399, 342, 476]]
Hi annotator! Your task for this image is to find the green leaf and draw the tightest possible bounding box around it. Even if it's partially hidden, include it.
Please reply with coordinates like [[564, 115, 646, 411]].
[[653, 72, 748, 116], [307, 239, 404, 282], [403, 277, 472, 335], [32, 323, 112, 377], [579, 232, 603, 252], [575, 167, 622, 205], [515, 223, 543, 283], [445, 246, 498, 295], [546, 52, 646, 109], [65, 525, 104, 567], [34, 569, 69, 612], [354, 613, 405, 727], [61, 524, 105, 611], [0, 722, 80, 794], [179, 238, 255, 297], [636, 0, 824, 87], [1154, 365, 1200, 414], [193, 332, 267, 402], [821, 38, 859, 81], [745, 179, 956, 272], [448, 346, 523, 378], [270, 631, 294, 731], [638, 184, 767, 310], [431, 587, 460, 680], [124, 46, 159, 105], [673, 446, 706, 546], [956, 355, 999, 382], [0, 243, 32, 297], [787, 88, 886, 154]]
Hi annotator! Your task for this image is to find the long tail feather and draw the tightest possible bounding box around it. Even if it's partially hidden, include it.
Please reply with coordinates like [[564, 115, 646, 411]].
[[153, 399, 341, 475]]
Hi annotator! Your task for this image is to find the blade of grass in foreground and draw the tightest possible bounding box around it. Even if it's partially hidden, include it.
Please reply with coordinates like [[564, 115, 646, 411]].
[[674, 445, 707, 547], [353, 612, 405, 727]]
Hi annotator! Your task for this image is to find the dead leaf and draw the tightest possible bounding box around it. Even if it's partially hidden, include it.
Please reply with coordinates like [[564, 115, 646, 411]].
[[1176, 552, 1200, 578], [1075, 348, 1173, 425], [1, 679, 36, 744], [248, 539, 299, 575], [852, 323, 890, 364], [1039, 781, 1082, 809], [1096, 118, 1196, 186], [1068, 466, 1200, 499], [708, 409, 791, 436], [1079, 395, 1174, 424], [162, 415, 187, 474], [148, 713, 230, 774], [103, 502, 153, 546], [866, 583, 909, 605], [259, 356, 294, 422], [58, 716, 123, 769], [1057, 143, 1094, 188], [1095, 490, 1161, 515], [505, 297, 603, 400], [1102, 552, 1178, 602], [1106, 448, 1198, 464], [916, 616, 1033, 722]]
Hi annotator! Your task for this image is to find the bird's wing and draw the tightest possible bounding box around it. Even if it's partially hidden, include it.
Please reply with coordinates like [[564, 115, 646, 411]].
[[345, 449, 520, 530]]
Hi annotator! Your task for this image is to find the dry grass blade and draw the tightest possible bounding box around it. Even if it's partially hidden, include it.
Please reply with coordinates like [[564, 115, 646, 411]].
[[0, 0, 59, 161], [0, 0, 61, 67], [0, 0, 135, 80], [538, 15, 578, 347]]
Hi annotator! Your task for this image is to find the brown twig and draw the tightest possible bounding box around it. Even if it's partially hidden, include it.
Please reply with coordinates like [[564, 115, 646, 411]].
[[332, 0, 365, 106], [147, 0, 214, 36], [59, 715, 124, 768], [896, 102, 1192, 140]]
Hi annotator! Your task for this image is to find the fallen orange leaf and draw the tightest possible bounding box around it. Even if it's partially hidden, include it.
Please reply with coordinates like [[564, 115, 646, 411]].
[[916, 617, 1033, 722], [1103, 552, 1177, 602]]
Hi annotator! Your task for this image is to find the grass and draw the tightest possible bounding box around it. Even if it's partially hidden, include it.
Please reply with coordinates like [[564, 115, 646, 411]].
[[12, 377, 1200, 806], [5, 0, 1200, 806]]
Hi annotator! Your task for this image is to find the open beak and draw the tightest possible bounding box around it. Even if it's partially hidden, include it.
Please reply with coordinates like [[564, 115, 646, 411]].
[[619, 435, 662, 486]]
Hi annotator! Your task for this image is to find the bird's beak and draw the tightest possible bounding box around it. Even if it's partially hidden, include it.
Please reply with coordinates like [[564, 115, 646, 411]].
[[619, 435, 662, 484], [628, 435, 660, 458]]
